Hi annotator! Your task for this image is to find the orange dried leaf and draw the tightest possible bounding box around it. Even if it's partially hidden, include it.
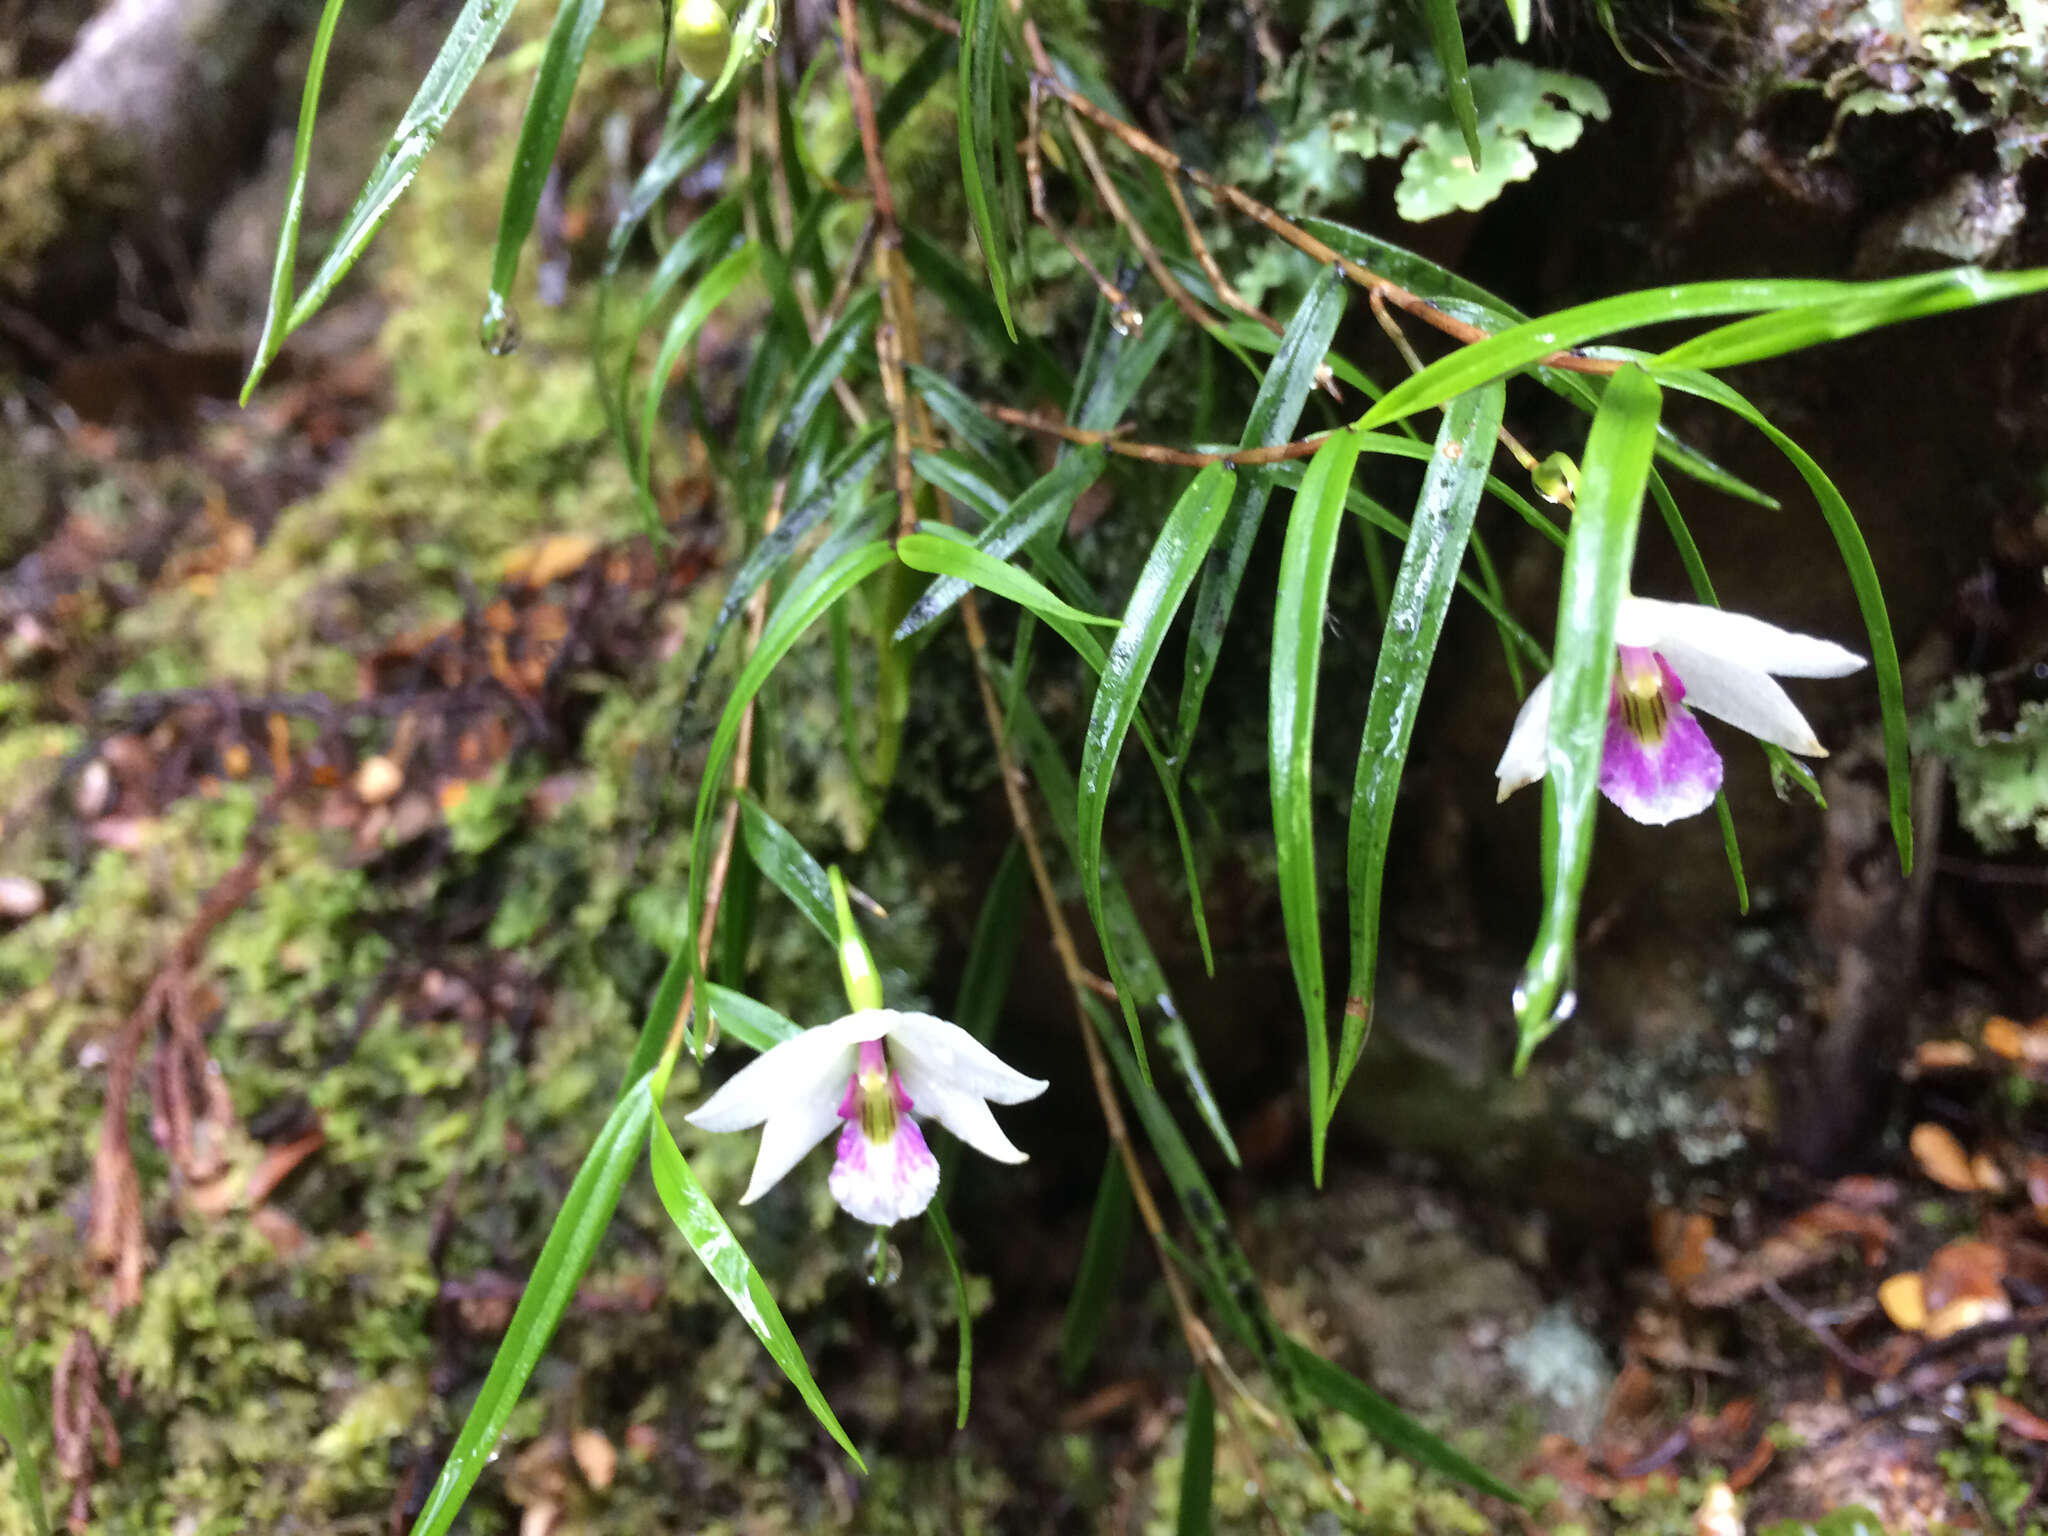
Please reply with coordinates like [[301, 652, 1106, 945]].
[[1914, 1039, 1978, 1071], [1984, 1016, 2027, 1060], [1878, 1272, 1928, 1332], [1910, 1122, 1979, 1191], [570, 1428, 617, 1490], [1971, 1152, 2009, 1194]]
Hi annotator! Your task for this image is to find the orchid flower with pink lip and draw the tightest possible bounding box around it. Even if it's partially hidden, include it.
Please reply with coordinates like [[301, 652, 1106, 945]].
[[1494, 596, 1867, 826], [685, 1009, 1047, 1227]]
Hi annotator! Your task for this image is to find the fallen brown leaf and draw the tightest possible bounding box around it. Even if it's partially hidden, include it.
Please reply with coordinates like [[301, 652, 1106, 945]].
[[1909, 1122, 1978, 1192]]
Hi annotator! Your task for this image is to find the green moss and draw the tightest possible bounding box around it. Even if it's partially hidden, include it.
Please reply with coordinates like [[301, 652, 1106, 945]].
[[0, 82, 132, 295]]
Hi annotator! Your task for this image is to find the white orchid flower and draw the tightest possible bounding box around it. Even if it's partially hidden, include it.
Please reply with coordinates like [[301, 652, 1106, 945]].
[[1494, 596, 1866, 826], [685, 1009, 1048, 1227]]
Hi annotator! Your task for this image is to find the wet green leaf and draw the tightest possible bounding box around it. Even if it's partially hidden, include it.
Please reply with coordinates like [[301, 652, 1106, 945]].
[[925, 1203, 974, 1428], [1514, 365, 1662, 1067], [246, 0, 526, 398], [488, 0, 608, 322], [1338, 384, 1505, 1120], [242, 0, 350, 404], [1080, 463, 1238, 1072], [1060, 1154, 1134, 1382], [1657, 367, 1914, 872], [646, 1098, 863, 1465], [959, 0, 1017, 339], [1178, 264, 1347, 762], [406, 1074, 655, 1536], [735, 793, 833, 941], [1269, 428, 1369, 1186], [1419, 0, 1482, 166], [767, 290, 881, 472]]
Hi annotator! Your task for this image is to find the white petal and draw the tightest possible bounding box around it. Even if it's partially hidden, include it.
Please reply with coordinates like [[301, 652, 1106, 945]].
[[1660, 642, 1827, 755], [881, 1011, 1048, 1106], [1494, 673, 1554, 801], [894, 1062, 1029, 1164], [1619, 598, 1865, 678], [739, 1092, 847, 1204], [684, 1014, 879, 1132]]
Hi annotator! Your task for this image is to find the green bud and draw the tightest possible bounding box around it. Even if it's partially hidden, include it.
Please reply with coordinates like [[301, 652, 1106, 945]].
[[1532, 451, 1579, 506], [672, 0, 732, 81]]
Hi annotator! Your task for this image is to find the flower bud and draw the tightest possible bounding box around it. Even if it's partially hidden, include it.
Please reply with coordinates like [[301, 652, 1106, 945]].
[[672, 0, 732, 81]]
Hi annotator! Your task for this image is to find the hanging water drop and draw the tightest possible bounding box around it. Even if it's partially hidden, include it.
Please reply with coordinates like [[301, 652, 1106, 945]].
[[479, 294, 522, 356], [862, 1231, 903, 1287]]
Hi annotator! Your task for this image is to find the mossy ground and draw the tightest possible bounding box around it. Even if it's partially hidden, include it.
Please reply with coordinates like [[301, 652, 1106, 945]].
[[0, 13, 1008, 1530]]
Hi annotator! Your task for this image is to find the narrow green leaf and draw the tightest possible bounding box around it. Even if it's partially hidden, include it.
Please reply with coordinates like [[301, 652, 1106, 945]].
[[1420, 0, 1483, 166], [1176, 1371, 1216, 1536], [608, 191, 747, 467], [686, 421, 891, 714], [1504, 0, 1532, 42], [957, 842, 1027, 1045], [407, 1074, 655, 1536], [1268, 430, 1369, 1186], [241, 0, 350, 405], [1083, 996, 1317, 1448], [0, 1331, 50, 1536], [248, 0, 528, 397], [1358, 280, 1862, 433], [959, 0, 1017, 339], [1652, 265, 2048, 372], [1071, 305, 1184, 433], [702, 983, 802, 1051], [1259, 460, 1552, 667], [1003, 691, 1240, 1163], [1080, 463, 1238, 1069], [767, 290, 881, 472], [637, 244, 764, 510], [687, 542, 896, 1022], [894, 447, 1108, 638], [906, 365, 1035, 492], [1177, 264, 1348, 761], [1297, 215, 1780, 509], [1060, 1154, 1133, 1382], [897, 532, 1121, 630], [716, 813, 758, 986], [1714, 792, 1750, 914], [925, 1203, 974, 1428], [899, 225, 1066, 397], [489, 0, 608, 321], [1283, 1340, 1524, 1504], [646, 1099, 864, 1466], [735, 793, 834, 941], [602, 87, 725, 271], [1337, 384, 1505, 1114], [911, 450, 1013, 525], [1514, 365, 1663, 1068], [1656, 367, 1913, 871]]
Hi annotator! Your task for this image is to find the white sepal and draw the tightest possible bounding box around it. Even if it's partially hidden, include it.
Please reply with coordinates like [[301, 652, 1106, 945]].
[[896, 1063, 1029, 1164], [683, 1013, 879, 1132], [1617, 598, 1865, 679], [1493, 674, 1554, 801], [1656, 641, 1827, 755], [883, 1011, 1048, 1105]]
